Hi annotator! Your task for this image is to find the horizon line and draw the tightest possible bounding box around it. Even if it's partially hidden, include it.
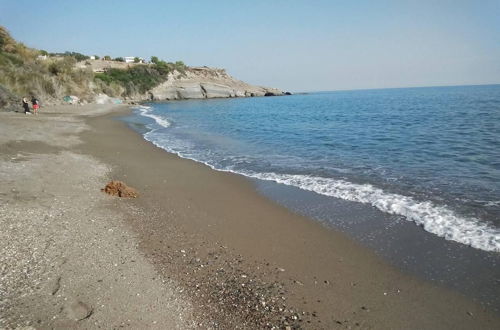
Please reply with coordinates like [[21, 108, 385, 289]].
[[294, 83, 500, 94]]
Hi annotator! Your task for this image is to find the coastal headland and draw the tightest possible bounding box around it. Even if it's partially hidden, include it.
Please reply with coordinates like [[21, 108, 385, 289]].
[[1, 104, 499, 329], [0, 25, 285, 112]]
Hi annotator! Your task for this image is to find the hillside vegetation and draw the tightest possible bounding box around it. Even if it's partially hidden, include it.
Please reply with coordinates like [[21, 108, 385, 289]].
[[0, 25, 283, 110], [0, 26, 186, 110], [94, 60, 186, 95], [0, 26, 97, 108]]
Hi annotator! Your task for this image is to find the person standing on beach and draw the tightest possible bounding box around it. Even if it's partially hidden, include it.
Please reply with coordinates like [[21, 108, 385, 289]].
[[22, 97, 31, 115], [31, 96, 39, 115]]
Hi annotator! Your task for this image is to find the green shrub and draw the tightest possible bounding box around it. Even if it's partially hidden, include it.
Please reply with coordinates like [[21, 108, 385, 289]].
[[63, 51, 89, 61], [0, 51, 23, 66], [48, 51, 89, 62], [41, 78, 55, 95], [174, 60, 186, 73], [71, 67, 93, 84], [94, 73, 112, 84], [95, 63, 170, 96], [154, 61, 171, 75], [48, 57, 76, 75]]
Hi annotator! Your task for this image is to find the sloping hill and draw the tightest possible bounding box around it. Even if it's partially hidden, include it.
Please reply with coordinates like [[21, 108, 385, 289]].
[[0, 25, 283, 111]]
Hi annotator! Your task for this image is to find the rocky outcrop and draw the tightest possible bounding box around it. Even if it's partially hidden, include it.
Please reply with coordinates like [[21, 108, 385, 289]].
[[201, 83, 236, 98], [149, 67, 283, 101]]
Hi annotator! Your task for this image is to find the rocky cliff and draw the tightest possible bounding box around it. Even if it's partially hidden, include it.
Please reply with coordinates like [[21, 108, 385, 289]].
[[148, 67, 283, 101]]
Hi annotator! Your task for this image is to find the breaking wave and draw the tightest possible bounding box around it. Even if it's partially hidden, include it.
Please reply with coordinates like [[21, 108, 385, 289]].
[[246, 172, 500, 252], [134, 106, 171, 128], [145, 139, 500, 253], [136, 105, 500, 253]]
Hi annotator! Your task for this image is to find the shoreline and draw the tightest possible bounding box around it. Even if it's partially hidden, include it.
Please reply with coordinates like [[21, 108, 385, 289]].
[[128, 100, 500, 310], [253, 177, 500, 311], [1, 104, 499, 328], [82, 106, 499, 327]]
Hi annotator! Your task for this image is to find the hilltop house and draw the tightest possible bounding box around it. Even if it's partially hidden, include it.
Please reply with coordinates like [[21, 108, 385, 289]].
[[124, 56, 144, 63]]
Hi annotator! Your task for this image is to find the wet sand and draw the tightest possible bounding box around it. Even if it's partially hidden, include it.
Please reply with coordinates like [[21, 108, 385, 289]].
[[1, 104, 499, 329], [81, 107, 499, 328], [255, 178, 500, 311]]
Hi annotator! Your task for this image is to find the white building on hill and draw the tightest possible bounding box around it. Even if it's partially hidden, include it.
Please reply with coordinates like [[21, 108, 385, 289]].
[[124, 56, 144, 63]]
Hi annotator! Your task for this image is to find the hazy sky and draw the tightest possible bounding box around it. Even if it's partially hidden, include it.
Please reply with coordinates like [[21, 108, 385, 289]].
[[1, 0, 499, 91]]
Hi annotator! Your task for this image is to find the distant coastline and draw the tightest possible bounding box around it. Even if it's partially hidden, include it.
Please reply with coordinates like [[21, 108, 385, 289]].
[[0, 25, 287, 112]]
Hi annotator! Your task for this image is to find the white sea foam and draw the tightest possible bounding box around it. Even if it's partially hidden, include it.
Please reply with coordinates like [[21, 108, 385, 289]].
[[246, 172, 500, 252], [141, 126, 500, 253], [485, 200, 500, 207], [135, 106, 171, 128]]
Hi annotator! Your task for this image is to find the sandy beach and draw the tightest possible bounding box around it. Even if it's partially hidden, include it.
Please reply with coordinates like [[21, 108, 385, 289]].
[[1, 104, 499, 329]]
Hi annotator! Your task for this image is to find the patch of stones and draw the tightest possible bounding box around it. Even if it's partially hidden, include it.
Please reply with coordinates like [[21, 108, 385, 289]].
[[144, 240, 309, 329]]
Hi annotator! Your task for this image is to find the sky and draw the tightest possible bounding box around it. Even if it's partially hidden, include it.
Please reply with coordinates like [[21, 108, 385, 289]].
[[1, 0, 499, 92]]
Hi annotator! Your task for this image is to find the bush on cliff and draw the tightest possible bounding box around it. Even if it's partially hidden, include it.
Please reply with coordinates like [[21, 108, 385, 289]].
[[48, 57, 76, 75], [95, 65, 163, 94], [49, 51, 89, 62], [94, 59, 187, 96]]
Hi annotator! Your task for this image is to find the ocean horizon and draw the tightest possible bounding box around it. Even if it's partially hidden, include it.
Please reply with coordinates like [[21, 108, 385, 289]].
[[294, 83, 500, 94]]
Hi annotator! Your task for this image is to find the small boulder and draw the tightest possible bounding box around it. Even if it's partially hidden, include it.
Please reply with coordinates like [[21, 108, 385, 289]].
[[102, 180, 138, 198]]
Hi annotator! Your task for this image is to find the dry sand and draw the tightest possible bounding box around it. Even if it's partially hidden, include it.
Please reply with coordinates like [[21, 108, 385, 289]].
[[0, 105, 194, 329], [1, 104, 499, 329]]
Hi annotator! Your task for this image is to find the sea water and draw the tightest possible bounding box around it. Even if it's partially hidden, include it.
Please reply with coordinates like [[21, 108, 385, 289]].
[[133, 85, 500, 253]]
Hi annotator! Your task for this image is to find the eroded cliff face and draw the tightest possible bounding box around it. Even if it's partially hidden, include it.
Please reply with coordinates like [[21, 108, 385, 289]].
[[148, 67, 283, 100]]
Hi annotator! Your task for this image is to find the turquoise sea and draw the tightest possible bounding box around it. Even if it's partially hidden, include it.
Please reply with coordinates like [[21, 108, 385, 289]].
[[134, 85, 499, 251], [127, 84, 500, 308]]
